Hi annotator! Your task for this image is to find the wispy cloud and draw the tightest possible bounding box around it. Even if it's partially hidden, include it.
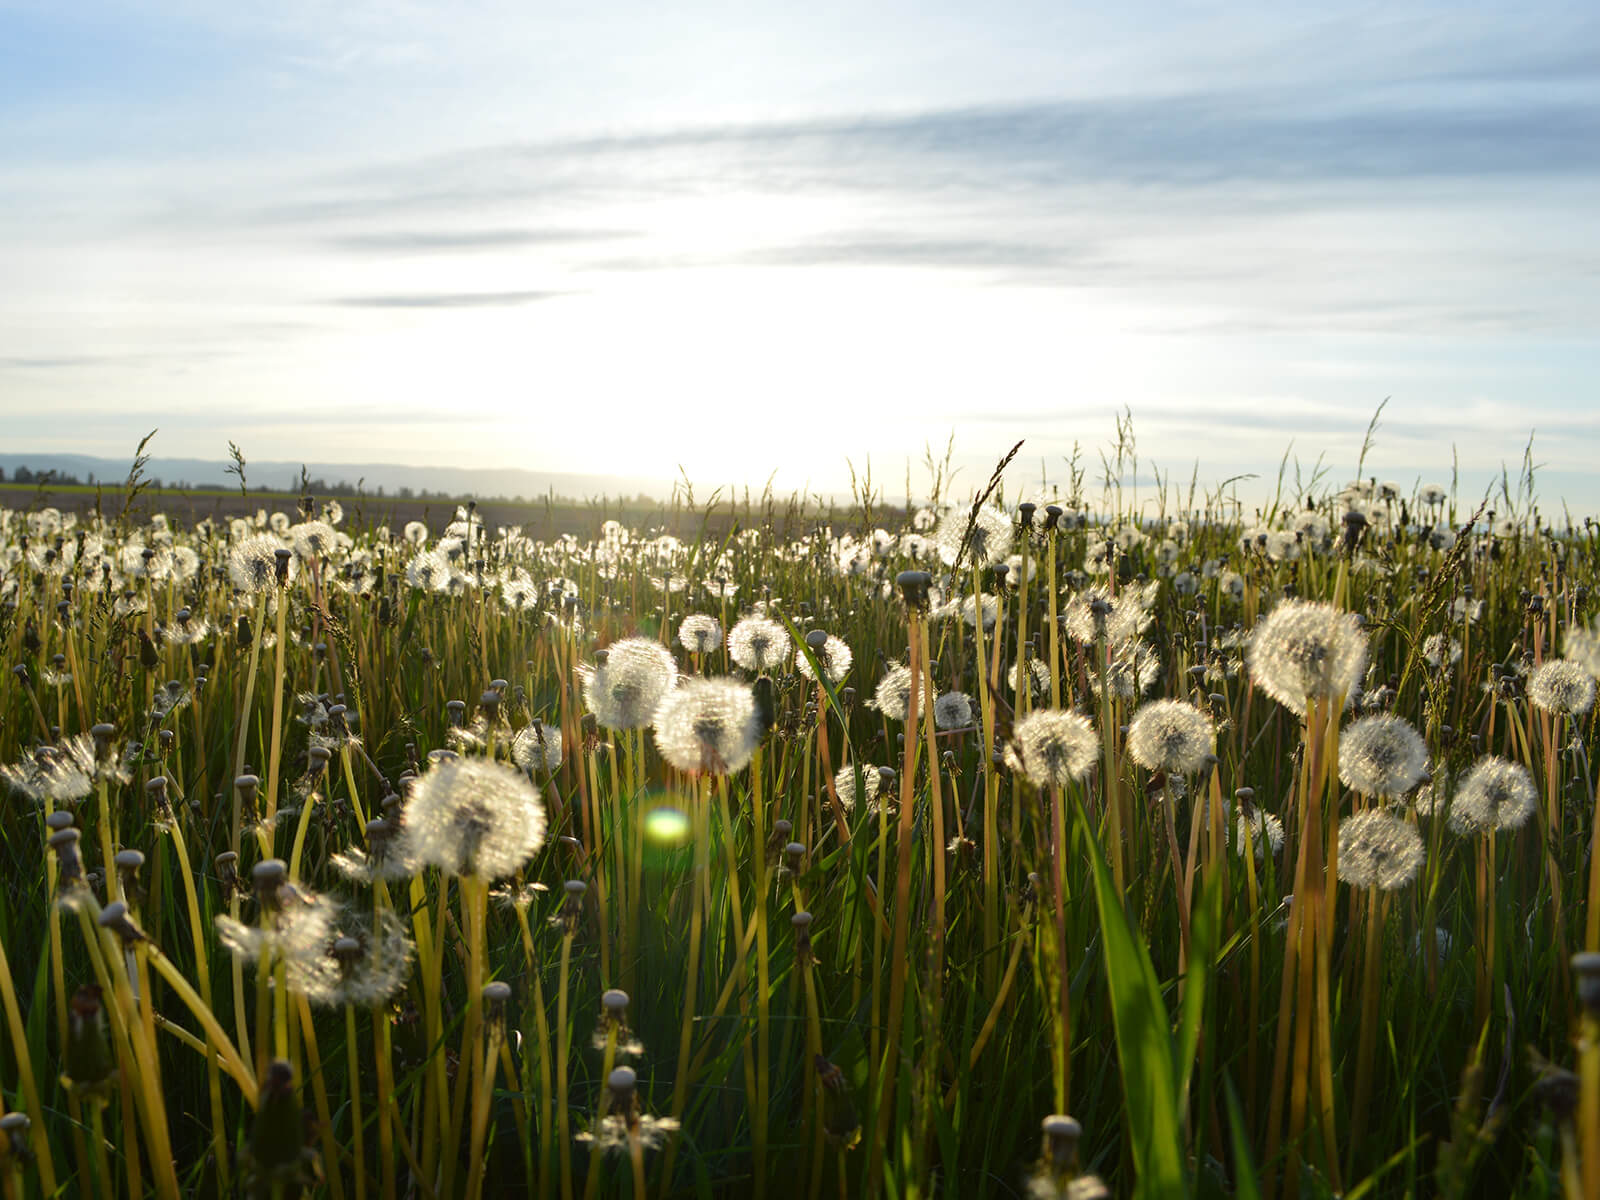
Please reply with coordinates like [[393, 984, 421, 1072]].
[[331, 289, 572, 308]]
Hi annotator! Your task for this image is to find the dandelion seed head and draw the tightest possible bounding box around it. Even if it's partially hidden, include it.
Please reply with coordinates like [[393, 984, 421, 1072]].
[[229, 534, 289, 594], [583, 638, 678, 730], [833, 764, 894, 815], [727, 616, 790, 673], [1565, 623, 1600, 681], [677, 614, 722, 656], [400, 757, 546, 878], [934, 691, 973, 730], [1126, 700, 1214, 775], [935, 506, 1014, 569], [1008, 710, 1097, 789], [868, 664, 932, 722], [1232, 806, 1285, 859], [652, 677, 762, 774], [795, 634, 852, 685], [1448, 756, 1537, 835], [1246, 600, 1368, 716], [290, 521, 338, 561], [1527, 659, 1595, 715], [1338, 715, 1428, 797], [1337, 810, 1424, 890], [511, 720, 564, 773]]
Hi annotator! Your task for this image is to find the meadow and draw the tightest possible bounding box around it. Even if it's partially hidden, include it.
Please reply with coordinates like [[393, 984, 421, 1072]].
[[0, 439, 1597, 1199]]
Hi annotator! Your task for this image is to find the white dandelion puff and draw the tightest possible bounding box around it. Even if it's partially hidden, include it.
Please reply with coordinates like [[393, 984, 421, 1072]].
[[400, 757, 546, 879], [1126, 701, 1214, 776], [652, 677, 762, 775], [1246, 600, 1368, 717], [1447, 756, 1537, 835], [1338, 715, 1428, 797], [1337, 810, 1424, 890], [1007, 710, 1097, 789]]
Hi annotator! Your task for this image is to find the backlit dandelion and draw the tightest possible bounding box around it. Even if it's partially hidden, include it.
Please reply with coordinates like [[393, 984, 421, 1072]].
[[400, 756, 547, 878], [1126, 700, 1214, 775], [512, 720, 564, 773], [1246, 599, 1368, 716], [677, 614, 722, 656], [652, 677, 762, 774], [1565, 622, 1600, 680], [1337, 810, 1424, 889], [229, 534, 288, 594], [935, 505, 1014, 569], [1007, 710, 1097, 789], [795, 634, 852, 685], [868, 664, 932, 722], [728, 616, 790, 672], [583, 638, 678, 730], [1527, 659, 1595, 715], [1338, 714, 1428, 797], [934, 691, 973, 730], [1448, 756, 1537, 835]]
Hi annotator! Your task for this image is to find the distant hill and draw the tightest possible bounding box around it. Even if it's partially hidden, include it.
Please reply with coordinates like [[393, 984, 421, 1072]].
[[0, 451, 676, 504]]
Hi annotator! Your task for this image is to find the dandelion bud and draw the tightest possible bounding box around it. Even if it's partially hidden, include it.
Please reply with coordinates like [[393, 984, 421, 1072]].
[[45, 809, 73, 833], [792, 910, 815, 966], [0, 1112, 30, 1162], [483, 981, 513, 1039], [784, 842, 807, 876], [250, 1059, 305, 1179], [560, 879, 587, 935], [445, 699, 467, 726], [90, 723, 116, 760], [1018, 502, 1037, 529], [805, 629, 829, 652], [478, 689, 501, 721], [214, 850, 240, 896], [48, 828, 84, 888], [1043, 504, 1062, 531], [114, 849, 146, 904], [235, 773, 260, 812], [895, 570, 932, 609], [601, 988, 629, 1027], [607, 1065, 639, 1121], [1534, 1063, 1580, 1120], [64, 985, 116, 1099], [1041, 1114, 1081, 1171], [1574, 952, 1600, 1015], [97, 900, 143, 945], [252, 859, 290, 909], [272, 547, 292, 583]]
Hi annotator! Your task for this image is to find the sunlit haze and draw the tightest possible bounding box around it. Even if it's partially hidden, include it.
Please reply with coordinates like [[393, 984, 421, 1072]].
[[4, 1, 1598, 511]]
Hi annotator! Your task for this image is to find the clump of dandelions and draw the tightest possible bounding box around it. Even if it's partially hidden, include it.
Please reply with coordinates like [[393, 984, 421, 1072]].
[[1447, 756, 1537, 835], [582, 638, 678, 731], [399, 756, 547, 878], [677, 614, 723, 656], [1527, 659, 1596, 716], [1338, 714, 1428, 797], [652, 677, 762, 774], [1125, 700, 1214, 775], [1246, 599, 1368, 716], [935, 505, 1014, 569], [727, 616, 791, 673], [1336, 810, 1424, 890], [511, 720, 564, 774], [796, 634, 853, 685], [1007, 710, 1097, 789]]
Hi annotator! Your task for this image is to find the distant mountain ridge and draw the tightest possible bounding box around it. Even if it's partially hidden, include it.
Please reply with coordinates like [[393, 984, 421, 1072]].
[[0, 451, 676, 504]]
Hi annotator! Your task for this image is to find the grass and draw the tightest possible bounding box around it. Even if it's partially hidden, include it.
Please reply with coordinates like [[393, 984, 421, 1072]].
[[0, 448, 1596, 1199]]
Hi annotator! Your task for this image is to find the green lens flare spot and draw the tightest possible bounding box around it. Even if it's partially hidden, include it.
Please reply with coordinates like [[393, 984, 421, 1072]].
[[644, 806, 690, 844]]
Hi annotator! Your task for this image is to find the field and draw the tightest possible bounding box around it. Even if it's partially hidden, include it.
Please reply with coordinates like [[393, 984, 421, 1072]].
[[1, 449, 1598, 1199]]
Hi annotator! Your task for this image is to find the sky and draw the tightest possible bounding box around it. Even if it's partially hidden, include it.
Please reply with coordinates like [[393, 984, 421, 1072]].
[[2, 1, 1598, 514]]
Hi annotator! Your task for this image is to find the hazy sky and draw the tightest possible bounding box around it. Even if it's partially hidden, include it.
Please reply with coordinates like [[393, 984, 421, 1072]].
[[3, 1, 1598, 512]]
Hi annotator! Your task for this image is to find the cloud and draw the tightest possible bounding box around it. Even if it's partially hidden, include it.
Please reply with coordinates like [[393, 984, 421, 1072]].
[[327, 227, 635, 253], [330, 289, 572, 308]]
